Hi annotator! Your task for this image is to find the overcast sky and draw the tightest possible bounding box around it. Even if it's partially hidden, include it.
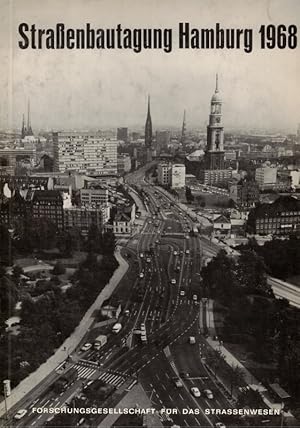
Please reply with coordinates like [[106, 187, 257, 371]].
[[0, 0, 299, 132]]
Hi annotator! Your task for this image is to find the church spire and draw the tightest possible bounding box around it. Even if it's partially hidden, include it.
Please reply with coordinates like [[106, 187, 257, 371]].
[[215, 73, 219, 93], [21, 114, 25, 139], [145, 94, 152, 148], [27, 99, 33, 136]]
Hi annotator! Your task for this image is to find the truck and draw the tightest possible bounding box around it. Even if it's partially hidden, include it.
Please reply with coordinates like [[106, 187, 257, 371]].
[[94, 335, 107, 351], [112, 323, 122, 334]]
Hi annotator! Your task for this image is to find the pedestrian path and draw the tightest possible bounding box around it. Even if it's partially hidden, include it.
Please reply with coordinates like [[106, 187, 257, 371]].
[[0, 247, 129, 417]]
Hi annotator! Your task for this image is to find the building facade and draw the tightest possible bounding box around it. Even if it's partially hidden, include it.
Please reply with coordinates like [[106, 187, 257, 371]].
[[255, 167, 277, 188], [247, 195, 300, 236], [80, 187, 109, 206], [31, 190, 64, 230], [171, 164, 186, 189], [117, 153, 132, 175], [157, 163, 171, 186], [53, 132, 118, 176], [229, 179, 260, 209], [64, 205, 109, 236]]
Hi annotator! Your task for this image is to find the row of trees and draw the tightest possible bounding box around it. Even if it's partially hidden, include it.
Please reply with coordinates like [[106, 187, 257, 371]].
[[238, 236, 300, 280], [201, 249, 300, 400]]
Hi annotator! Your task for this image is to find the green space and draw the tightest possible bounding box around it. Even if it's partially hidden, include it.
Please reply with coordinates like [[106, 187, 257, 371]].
[[201, 249, 300, 413]]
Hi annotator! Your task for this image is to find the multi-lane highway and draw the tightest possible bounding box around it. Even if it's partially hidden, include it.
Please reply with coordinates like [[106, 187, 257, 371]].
[[6, 169, 240, 428]]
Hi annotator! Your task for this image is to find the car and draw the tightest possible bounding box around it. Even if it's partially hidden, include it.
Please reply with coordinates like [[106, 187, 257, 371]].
[[185, 249, 190, 254], [179, 371, 190, 378], [148, 220, 152, 224], [174, 378, 183, 388], [139, 272, 144, 278], [81, 343, 92, 352], [171, 279, 176, 285], [190, 387, 201, 397], [140, 253, 144, 258], [14, 409, 28, 420], [173, 251, 178, 256], [193, 294, 198, 301], [124, 309, 130, 316], [140, 323, 146, 330], [146, 258, 151, 263], [204, 389, 214, 399], [180, 290, 185, 296], [189, 336, 196, 344], [215, 423, 226, 428]]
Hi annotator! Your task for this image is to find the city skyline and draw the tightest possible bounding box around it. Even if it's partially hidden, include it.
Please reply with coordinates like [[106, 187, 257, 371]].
[[1, 0, 300, 132]]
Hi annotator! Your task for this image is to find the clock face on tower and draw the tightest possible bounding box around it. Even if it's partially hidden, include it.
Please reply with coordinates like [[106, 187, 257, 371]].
[[216, 117, 221, 123]]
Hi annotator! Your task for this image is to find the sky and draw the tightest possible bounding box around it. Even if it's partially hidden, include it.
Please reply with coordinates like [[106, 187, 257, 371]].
[[0, 0, 299, 132]]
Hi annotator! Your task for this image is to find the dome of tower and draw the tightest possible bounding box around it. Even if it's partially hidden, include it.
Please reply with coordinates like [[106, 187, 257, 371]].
[[211, 92, 222, 103]]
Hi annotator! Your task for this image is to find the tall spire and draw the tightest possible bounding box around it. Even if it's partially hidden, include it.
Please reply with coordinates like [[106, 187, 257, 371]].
[[147, 95, 151, 116], [21, 114, 25, 139], [181, 109, 186, 145], [27, 99, 33, 135], [215, 73, 219, 93], [145, 94, 152, 148]]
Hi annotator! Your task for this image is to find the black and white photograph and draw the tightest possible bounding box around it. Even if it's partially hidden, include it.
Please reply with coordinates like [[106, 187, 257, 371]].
[[0, 0, 300, 427]]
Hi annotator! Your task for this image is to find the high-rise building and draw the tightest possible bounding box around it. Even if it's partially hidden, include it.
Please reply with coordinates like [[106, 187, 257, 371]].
[[157, 163, 171, 186], [53, 132, 118, 176], [255, 167, 277, 188], [117, 127, 128, 142], [145, 95, 152, 148], [200, 75, 232, 185]]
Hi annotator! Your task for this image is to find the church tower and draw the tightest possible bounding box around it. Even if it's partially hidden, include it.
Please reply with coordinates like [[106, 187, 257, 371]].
[[145, 95, 152, 148], [205, 74, 225, 170], [27, 100, 33, 136]]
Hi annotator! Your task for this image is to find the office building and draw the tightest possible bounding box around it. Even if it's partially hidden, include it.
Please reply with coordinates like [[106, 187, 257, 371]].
[[157, 163, 171, 186], [247, 195, 300, 236], [53, 131, 118, 176], [117, 153, 132, 175], [80, 187, 109, 206], [64, 205, 110, 236], [255, 167, 277, 189]]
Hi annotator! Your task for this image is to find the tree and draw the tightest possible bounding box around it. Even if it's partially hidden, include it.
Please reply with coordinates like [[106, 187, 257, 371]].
[[12, 265, 24, 283], [228, 364, 245, 397], [237, 250, 269, 293], [237, 388, 263, 408]]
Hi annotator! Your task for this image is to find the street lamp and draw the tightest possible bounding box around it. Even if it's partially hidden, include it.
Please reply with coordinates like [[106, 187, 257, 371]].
[[3, 379, 11, 420]]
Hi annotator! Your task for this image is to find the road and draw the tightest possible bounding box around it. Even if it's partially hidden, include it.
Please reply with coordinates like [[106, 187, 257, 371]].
[[5, 165, 277, 428]]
